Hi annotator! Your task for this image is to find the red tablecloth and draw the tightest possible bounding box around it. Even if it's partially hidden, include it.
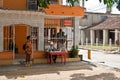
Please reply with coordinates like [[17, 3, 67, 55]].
[[48, 51, 66, 64]]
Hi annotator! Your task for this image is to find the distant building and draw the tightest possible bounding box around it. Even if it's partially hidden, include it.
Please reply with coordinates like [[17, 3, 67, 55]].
[[79, 12, 120, 46]]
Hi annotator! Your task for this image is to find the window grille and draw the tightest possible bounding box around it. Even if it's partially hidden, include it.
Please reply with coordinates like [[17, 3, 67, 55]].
[[44, 18, 74, 50], [3, 26, 15, 52], [27, 0, 38, 10], [30, 27, 38, 51]]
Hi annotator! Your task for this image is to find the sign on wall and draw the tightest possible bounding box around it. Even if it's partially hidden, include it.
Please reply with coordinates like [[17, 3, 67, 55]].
[[64, 20, 72, 26]]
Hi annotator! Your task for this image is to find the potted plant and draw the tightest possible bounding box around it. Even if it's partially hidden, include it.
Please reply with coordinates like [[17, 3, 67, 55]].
[[69, 45, 78, 58]]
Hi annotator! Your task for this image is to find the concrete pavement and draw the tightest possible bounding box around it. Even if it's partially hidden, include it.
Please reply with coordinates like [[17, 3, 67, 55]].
[[0, 61, 120, 80], [79, 49, 120, 69]]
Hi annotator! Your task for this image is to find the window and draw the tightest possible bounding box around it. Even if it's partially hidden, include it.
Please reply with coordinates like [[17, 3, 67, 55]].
[[44, 18, 73, 50], [50, 0, 58, 4], [4, 26, 14, 52], [44, 28, 56, 43], [27, 0, 38, 10], [30, 27, 38, 51]]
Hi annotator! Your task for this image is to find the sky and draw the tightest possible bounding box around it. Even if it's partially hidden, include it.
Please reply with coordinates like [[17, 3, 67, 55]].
[[63, 0, 120, 14]]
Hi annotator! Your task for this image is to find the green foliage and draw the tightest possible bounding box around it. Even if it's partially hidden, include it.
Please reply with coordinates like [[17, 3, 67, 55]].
[[37, 0, 120, 11], [37, 0, 50, 9], [99, 0, 115, 7], [37, 0, 81, 8], [99, 0, 120, 10], [66, 0, 79, 6], [69, 45, 78, 58], [66, 0, 88, 6], [115, 0, 120, 10]]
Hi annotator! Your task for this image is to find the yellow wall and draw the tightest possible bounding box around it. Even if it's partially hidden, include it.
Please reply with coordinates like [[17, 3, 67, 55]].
[[0, 52, 13, 60], [44, 18, 60, 27], [2, 0, 61, 10], [3, 0, 26, 10], [33, 51, 69, 59]]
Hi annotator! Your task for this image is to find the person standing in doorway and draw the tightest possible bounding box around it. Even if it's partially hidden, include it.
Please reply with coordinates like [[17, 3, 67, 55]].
[[57, 29, 66, 50], [25, 36, 32, 67]]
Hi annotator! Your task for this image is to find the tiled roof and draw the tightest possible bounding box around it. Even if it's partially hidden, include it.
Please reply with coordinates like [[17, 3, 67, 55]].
[[89, 17, 120, 30]]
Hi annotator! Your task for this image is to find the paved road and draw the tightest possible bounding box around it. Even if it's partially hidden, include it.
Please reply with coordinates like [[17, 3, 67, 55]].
[[79, 49, 120, 69], [1, 49, 120, 80], [0, 61, 120, 80]]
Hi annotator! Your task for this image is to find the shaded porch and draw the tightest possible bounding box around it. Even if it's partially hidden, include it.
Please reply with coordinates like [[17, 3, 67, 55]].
[[80, 17, 120, 46]]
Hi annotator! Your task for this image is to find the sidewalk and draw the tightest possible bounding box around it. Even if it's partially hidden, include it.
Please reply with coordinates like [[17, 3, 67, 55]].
[[0, 61, 120, 80]]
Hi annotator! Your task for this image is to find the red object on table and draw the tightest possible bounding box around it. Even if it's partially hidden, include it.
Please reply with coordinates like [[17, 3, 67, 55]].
[[48, 51, 66, 64]]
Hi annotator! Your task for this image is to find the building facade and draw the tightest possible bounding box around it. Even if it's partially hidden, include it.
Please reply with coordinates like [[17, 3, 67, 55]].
[[0, 0, 84, 65]]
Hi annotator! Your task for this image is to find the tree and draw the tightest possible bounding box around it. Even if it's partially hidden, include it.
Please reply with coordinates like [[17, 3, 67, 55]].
[[37, 0, 120, 11], [66, 0, 88, 6], [37, 0, 82, 8], [37, 0, 50, 9], [66, 0, 79, 6], [99, 0, 120, 11], [79, 0, 120, 11], [66, 0, 120, 11]]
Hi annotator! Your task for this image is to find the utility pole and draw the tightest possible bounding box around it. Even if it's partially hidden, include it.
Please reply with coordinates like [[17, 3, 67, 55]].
[[82, 0, 85, 7]]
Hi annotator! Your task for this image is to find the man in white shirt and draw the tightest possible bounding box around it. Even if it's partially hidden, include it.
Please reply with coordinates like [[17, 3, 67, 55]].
[[48, 41, 57, 63]]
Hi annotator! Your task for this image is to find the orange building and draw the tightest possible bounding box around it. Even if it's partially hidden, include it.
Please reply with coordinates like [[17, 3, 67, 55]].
[[0, 0, 84, 65]]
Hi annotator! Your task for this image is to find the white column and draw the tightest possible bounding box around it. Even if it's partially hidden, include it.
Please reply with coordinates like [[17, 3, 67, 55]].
[[96, 30, 99, 39], [0, 26, 3, 51], [109, 38, 112, 47], [86, 37, 88, 46], [74, 17, 80, 46], [48, 29, 51, 40], [103, 29, 108, 46], [90, 30, 95, 45], [96, 38, 98, 46], [38, 16, 44, 51], [80, 30, 85, 45], [115, 29, 119, 44]]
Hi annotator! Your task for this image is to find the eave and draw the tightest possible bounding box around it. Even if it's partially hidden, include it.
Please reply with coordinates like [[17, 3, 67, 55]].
[[44, 4, 84, 17]]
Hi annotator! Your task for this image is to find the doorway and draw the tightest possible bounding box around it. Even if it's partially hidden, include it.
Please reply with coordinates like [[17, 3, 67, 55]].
[[14, 24, 27, 59], [3, 24, 39, 59], [4, 24, 27, 59]]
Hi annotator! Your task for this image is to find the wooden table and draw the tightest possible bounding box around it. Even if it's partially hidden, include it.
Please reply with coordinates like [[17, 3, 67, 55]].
[[48, 51, 66, 64]]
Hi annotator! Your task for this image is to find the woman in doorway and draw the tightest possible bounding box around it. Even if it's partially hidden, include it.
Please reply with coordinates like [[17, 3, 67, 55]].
[[25, 36, 32, 67]]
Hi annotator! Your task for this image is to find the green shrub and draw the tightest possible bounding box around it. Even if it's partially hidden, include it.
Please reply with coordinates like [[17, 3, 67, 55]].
[[69, 45, 78, 58]]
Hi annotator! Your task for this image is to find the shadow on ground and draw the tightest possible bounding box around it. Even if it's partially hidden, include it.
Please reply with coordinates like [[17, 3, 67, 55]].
[[71, 73, 120, 80], [0, 61, 94, 79]]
